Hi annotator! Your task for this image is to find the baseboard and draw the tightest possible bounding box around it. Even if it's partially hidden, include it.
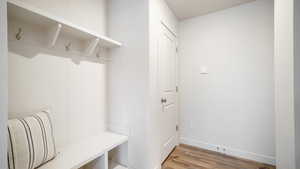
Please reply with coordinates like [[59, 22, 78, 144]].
[[180, 137, 276, 166], [128, 163, 161, 169], [153, 164, 161, 169], [108, 123, 129, 136]]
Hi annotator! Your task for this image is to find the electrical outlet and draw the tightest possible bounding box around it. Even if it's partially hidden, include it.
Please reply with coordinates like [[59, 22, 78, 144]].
[[222, 147, 226, 154]]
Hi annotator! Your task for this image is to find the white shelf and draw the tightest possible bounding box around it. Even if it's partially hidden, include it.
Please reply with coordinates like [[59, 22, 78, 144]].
[[109, 161, 128, 169], [7, 0, 122, 49], [38, 132, 128, 169]]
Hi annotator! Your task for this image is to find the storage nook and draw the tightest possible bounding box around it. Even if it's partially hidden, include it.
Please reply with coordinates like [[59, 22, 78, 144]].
[[7, 0, 128, 169]]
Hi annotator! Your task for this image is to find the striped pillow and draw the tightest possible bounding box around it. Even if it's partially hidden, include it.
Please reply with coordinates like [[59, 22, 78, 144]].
[[7, 110, 56, 169]]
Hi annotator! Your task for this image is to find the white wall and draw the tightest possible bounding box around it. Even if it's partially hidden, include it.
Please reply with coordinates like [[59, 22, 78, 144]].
[[0, 0, 8, 168], [150, 0, 178, 36], [108, 1, 151, 169], [8, 0, 108, 151], [179, 0, 275, 165], [294, 0, 300, 168], [108, 0, 178, 169], [149, 0, 178, 168], [274, 0, 296, 168]]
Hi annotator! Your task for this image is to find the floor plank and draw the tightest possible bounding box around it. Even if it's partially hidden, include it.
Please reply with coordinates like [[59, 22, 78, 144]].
[[162, 144, 276, 169]]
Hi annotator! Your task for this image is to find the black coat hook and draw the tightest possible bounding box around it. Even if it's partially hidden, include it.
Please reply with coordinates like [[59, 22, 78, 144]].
[[16, 28, 23, 40], [65, 42, 72, 51]]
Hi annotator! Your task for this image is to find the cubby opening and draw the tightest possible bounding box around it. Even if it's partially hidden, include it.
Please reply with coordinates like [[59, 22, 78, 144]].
[[108, 143, 128, 169], [80, 154, 107, 169], [79, 142, 128, 169]]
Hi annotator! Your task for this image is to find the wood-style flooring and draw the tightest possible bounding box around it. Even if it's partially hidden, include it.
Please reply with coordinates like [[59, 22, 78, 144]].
[[162, 144, 276, 169]]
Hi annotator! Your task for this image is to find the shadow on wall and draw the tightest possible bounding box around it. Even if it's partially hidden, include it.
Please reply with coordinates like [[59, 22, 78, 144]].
[[8, 41, 108, 65], [8, 20, 109, 65]]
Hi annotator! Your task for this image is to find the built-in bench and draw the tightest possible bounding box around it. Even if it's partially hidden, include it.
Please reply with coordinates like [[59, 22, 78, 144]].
[[38, 132, 128, 169]]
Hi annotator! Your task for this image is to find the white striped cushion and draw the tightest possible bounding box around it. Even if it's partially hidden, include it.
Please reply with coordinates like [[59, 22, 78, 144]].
[[7, 110, 56, 169]]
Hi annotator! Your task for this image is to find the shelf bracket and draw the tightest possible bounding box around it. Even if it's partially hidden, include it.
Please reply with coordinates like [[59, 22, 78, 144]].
[[49, 23, 62, 47], [85, 38, 100, 56]]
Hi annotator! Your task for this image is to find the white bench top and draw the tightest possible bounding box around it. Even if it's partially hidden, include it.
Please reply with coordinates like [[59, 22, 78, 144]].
[[38, 132, 128, 169]]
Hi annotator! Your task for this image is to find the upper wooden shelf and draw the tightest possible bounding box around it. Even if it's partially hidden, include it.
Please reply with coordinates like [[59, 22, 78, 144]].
[[7, 0, 122, 50]]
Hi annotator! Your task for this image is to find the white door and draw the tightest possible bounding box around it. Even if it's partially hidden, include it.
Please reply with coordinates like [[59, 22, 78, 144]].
[[158, 23, 178, 163]]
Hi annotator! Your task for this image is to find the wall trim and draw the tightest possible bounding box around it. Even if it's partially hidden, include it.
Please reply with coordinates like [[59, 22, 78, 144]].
[[0, 0, 8, 168], [153, 164, 161, 169], [108, 123, 129, 136], [180, 137, 276, 165], [160, 21, 177, 37]]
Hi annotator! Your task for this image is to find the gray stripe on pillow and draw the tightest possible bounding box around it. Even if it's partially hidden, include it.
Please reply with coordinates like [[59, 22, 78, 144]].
[[43, 111, 56, 155], [19, 119, 32, 169], [7, 127, 15, 169], [33, 115, 48, 163], [22, 119, 35, 169]]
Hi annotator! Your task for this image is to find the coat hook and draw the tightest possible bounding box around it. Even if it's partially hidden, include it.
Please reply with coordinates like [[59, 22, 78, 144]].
[[16, 28, 23, 40], [65, 42, 72, 51], [96, 52, 101, 58]]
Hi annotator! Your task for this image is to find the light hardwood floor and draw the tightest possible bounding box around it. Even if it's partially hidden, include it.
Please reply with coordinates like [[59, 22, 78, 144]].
[[162, 145, 276, 169]]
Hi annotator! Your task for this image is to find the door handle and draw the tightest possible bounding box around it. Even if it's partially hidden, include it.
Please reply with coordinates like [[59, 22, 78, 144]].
[[161, 98, 167, 103]]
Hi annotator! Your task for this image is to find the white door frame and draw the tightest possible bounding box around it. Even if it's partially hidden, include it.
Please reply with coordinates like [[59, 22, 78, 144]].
[[159, 21, 179, 161], [0, 0, 8, 168], [161, 21, 180, 146]]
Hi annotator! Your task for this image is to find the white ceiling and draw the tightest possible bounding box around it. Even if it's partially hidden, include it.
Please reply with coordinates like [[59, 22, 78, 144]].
[[165, 0, 256, 20]]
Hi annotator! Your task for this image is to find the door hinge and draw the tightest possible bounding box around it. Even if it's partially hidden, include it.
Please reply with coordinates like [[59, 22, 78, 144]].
[[176, 86, 179, 92], [176, 125, 179, 131], [176, 47, 179, 53]]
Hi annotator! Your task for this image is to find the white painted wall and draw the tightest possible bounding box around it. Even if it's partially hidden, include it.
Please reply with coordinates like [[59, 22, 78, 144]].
[[8, 0, 108, 151], [149, 0, 178, 168], [108, 0, 178, 168], [179, 0, 275, 165], [108, 1, 151, 169], [0, 0, 8, 168], [294, 0, 300, 168], [274, 0, 296, 168], [150, 0, 178, 36]]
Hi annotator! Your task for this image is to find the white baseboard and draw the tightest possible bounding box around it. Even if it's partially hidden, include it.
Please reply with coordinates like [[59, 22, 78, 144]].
[[153, 164, 161, 169], [127, 163, 160, 169], [108, 123, 129, 136], [180, 137, 276, 166]]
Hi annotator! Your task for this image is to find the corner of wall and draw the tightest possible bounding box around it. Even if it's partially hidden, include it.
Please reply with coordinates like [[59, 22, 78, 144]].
[[0, 0, 8, 168], [275, 0, 296, 168], [295, 0, 300, 168]]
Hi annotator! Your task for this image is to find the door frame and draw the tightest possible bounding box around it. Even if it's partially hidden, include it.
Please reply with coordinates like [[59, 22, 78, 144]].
[[159, 20, 180, 157], [0, 0, 8, 168]]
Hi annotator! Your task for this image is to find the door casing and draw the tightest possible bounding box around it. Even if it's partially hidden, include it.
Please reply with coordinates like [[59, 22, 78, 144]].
[[158, 21, 179, 163]]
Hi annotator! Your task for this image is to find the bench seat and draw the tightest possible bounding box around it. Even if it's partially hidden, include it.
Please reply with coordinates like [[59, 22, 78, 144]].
[[38, 132, 128, 169]]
